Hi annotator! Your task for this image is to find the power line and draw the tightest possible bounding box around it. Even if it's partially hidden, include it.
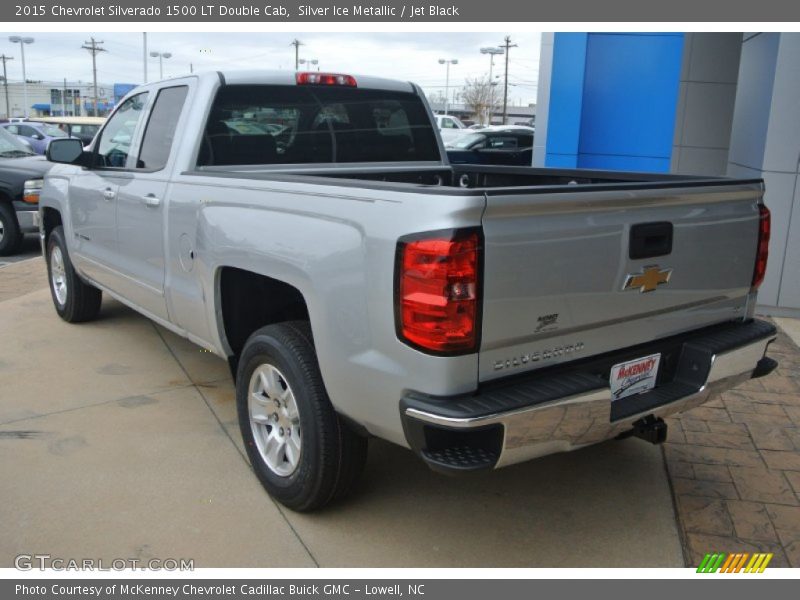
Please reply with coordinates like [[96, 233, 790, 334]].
[[81, 37, 107, 116]]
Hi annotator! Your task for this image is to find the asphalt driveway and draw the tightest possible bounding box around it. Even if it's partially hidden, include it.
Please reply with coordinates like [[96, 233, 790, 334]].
[[0, 259, 686, 567]]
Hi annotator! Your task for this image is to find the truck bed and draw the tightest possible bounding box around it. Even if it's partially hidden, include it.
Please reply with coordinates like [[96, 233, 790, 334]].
[[189, 163, 764, 382], [192, 163, 762, 193]]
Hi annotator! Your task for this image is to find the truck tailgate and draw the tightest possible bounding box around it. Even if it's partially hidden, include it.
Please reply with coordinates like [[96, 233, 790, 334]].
[[479, 182, 763, 382]]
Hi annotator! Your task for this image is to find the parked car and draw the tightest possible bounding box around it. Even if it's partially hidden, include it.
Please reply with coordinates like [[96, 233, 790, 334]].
[[0, 127, 51, 255], [1, 121, 71, 154], [433, 113, 466, 143], [30, 117, 106, 146], [446, 126, 534, 165], [41, 70, 777, 512]]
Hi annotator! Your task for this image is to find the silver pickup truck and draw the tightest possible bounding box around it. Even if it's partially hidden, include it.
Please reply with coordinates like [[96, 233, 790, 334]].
[[40, 70, 778, 511]]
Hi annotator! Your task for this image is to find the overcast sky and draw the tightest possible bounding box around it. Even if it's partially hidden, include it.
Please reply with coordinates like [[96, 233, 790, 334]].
[[0, 31, 541, 105]]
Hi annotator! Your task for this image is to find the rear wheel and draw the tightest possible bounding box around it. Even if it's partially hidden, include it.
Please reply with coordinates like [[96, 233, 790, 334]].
[[236, 321, 368, 511], [0, 202, 24, 256], [47, 226, 102, 322]]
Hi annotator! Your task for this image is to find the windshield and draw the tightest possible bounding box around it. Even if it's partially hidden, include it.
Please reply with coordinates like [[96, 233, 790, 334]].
[[0, 127, 35, 155], [448, 133, 486, 149], [41, 125, 68, 138]]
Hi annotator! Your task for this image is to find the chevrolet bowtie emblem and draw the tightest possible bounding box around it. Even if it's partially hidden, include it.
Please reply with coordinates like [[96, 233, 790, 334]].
[[623, 266, 672, 293]]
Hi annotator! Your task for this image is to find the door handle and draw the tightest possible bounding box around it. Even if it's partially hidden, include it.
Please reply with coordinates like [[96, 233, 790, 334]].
[[143, 194, 161, 208], [102, 188, 116, 201]]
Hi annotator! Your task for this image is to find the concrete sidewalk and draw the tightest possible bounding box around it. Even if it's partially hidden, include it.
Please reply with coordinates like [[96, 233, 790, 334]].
[[0, 260, 684, 567]]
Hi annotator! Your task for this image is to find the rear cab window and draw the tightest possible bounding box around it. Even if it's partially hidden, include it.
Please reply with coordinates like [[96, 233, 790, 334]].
[[198, 84, 440, 166]]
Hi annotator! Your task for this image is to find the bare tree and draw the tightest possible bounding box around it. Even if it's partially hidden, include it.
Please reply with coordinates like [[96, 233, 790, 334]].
[[461, 76, 499, 125], [425, 89, 447, 107]]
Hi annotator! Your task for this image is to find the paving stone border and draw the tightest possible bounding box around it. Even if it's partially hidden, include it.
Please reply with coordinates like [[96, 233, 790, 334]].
[[664, 319, 800, 567]]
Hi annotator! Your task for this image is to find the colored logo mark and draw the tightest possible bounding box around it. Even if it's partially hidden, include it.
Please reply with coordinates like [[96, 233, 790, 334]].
[[697, 552, 773, 573]]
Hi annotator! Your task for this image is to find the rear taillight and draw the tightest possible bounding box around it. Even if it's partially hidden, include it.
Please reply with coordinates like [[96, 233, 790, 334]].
[[752, 204, 771, 290], [296, 72, 357, 87], [396, 230, 481, 354]]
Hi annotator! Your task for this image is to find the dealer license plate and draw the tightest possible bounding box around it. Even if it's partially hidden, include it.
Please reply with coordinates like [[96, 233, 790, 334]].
[[610, 353, 661, 401]]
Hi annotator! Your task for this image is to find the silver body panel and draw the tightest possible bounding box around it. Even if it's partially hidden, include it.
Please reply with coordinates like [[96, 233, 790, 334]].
[[479, 184, 763, 381], [39, 70, 767, 454]]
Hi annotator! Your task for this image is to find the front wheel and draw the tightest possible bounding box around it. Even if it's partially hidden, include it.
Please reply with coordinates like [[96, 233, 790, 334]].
[[47, 226, 102, 323], [0, 202, 23, 256], [236, 321, 368, 512]]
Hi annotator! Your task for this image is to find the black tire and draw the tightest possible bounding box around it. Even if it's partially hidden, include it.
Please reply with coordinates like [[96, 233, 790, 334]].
[[0, 202, 24, 256], [236, 321, 368, 512], [46, 226, 102, 323]]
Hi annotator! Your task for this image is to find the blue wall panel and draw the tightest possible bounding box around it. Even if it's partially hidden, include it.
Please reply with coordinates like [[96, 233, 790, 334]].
[[578, 33, 683, 171], [545, 32, 684, 172], [544, 33, 588, 168]]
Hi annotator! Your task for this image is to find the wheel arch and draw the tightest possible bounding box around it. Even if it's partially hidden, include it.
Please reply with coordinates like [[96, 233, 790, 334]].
[[41, 206, 63, 246], [216, 266, 312, 378]]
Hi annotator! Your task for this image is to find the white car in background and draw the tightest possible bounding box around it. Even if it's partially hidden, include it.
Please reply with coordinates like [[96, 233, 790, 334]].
[[433, 114, 466, 143]]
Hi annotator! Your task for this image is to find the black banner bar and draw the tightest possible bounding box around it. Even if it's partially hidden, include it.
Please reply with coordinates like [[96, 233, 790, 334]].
[[3, 579, 799, 600], [4, 0, 800, 22]]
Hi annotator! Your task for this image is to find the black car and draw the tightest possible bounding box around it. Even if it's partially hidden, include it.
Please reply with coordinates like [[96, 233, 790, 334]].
[[0, 127, 52, 255], [445, 127, 534, 166]]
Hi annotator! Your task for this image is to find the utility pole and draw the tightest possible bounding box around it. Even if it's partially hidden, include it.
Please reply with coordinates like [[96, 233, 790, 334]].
[[0, 55, 12, 119], [290, 38, 303, 70], [63, 78, 67, 116], [500, 35, 517, 125], [81, 37, 107, 116]]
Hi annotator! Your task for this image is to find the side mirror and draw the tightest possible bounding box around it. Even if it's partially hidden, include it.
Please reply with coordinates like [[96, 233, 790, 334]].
[[47, 138, 88, 165], [32, 133, 44, 140]]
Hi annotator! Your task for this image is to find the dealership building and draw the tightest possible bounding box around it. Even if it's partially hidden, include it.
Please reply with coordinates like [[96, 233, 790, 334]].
[[535, 32, 800, 315], [0, 80, 136, 117]]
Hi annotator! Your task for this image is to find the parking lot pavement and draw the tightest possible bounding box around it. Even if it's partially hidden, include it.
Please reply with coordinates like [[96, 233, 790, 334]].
[[664, 322, 800, 568], [0, 261, 685, 567], [0, 254, 46, 305], [0, 235, 42, 267]]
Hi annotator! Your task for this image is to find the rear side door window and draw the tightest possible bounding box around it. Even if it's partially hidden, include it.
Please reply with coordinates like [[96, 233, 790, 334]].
[[19, 125, 38, 138], [95, 92, 150, 168], [137, 85, 189, 170]]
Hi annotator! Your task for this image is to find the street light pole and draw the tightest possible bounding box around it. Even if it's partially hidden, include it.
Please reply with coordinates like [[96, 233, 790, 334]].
[[480, 47, 504, 124], [143, 33, 148, 83], [150, 51, 172, 80], [298, 58, 319, 71], [8, 36, 34, 118], [0, 55, 13, 119], [438, 58, 458, 116]]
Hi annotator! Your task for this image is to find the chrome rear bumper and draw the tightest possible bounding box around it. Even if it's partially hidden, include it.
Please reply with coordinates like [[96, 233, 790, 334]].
[[402, 319, 777, 472]]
